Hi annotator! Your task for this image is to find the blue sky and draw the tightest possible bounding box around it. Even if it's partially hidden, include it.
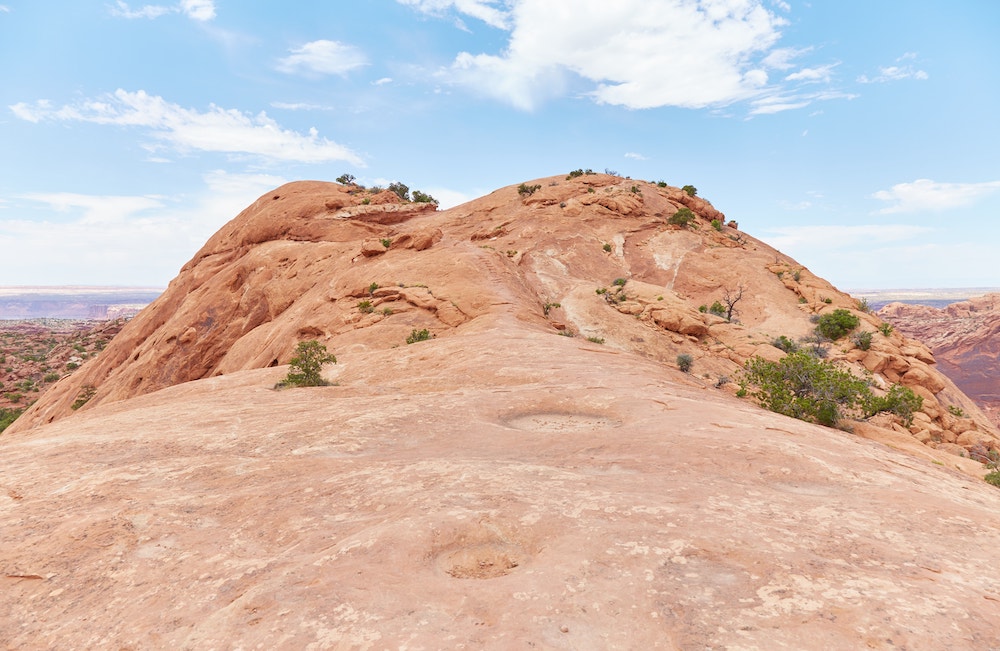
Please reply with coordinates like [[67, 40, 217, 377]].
[[1, 1, 998, 289]]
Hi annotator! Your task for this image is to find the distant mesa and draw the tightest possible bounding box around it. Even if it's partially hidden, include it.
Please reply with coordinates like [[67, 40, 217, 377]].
[[0, 287, 162, 320]]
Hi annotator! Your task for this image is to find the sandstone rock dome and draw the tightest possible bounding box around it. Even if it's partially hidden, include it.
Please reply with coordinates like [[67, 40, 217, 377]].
[[3, 175, 1000, 648]]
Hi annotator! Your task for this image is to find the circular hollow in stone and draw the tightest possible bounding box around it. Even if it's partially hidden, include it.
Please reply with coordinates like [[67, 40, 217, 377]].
[[503, 412, 620, 432], [438, 542, 524, 579]]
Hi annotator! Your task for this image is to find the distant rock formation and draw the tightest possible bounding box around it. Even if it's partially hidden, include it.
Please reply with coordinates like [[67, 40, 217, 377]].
[[880, 293, 1000, 430]]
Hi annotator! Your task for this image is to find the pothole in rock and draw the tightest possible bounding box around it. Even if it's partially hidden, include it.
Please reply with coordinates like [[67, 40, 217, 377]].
[[437, 542, 526, 579], [503, 411, 621, 432]]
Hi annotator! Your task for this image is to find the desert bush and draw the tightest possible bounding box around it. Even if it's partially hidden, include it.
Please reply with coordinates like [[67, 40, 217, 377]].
[[668, 208, 695, 228], [863, 384, 922, 427], [878, 322, 894, 337], [985, 471, 1000, 488], [612, 277, 627, 287], [676, 354, 693, 373], [71, 385, 96, 410], [43, 372, 60, 383], [815, 309, 860, 340], [336, 173, 356, 185], [656, 180, 668, 188], [388, 181, 410, 201], [586, 336, 605, 344], [739, 351, 871, 427], [602, 243, 612, 252], [740, 351, 920, 428], [358, 300, 374, 313], [406, 328, 431, 344], [567, 169, 584, 179], [857, 297, 872, 313], [772, 335, 799, 353], [682, 185, 697, 196], [708, 301, 727, 318], [711, 219, 722, 231], [281, 340, 336, 387], [948, 405, 966, 417], [851, 330, 873, 351], [380, 238, 392, 248], [518, 183, 541, 196], [0, 407, 23, 434], [411, 190, 438, 204]]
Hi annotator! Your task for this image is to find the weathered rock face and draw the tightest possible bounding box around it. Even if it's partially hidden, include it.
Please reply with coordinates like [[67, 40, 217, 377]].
[[3, 175, 1000, 647], [10, 176, 996, 457], [880, 294, 1000, 430]]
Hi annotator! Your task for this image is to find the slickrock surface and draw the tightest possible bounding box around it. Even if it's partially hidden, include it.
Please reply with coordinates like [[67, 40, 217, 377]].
[[880, 294, 1000, 430], [3, 176, 1000, 648]]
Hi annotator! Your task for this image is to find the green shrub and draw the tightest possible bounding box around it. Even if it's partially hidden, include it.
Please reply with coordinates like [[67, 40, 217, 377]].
[[739, 351, 872, 427], [567, 169, 584, 179], [815, 309, 860, 340], [43, 373, 60, 383], [65, 362, 80, 370], [358, 300, 374, 313], [708, 301, 727, 318], [281, 340, 336, 387], [518, 183, 541, 196], [711, 219, 722, 231], [543, 302, 561, 316], [851, 330, 873, 351], [586, 336, 605, 344], [406, 328, 431, 344], [676, 354, 693, 373], [388, 181, 410, 201], [612, 277, 627, 287], [596, 287, 608, 295], [668, 208, 695, 228], [864, 384, 922, 427], [656, 181, 668, 188], [369, 282, 380, 294], [0, 407, 23, 434], [336, 173, 356, 185], [602, 243, 612, 252], [878, 322, 894, 337], [857, 297, 872, 313], [948, 405, 966, 417], [985, 471, 1000, 487], [411, 190, 438, 204], [772, 335, 799, 353], [681, 185, 697, 197], [71, 385, 96, 410]]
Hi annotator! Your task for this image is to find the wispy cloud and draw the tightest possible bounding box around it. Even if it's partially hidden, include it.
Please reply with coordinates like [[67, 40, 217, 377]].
[[858, 53, 928, 84], [784, 62, 839, 83], [872, 179, 1000, 214], [0, 171, 284, 285], [275, 40, 368, 77], [763, 224, 933, 250], [624, 152, 648, 161], [110, 0, 215, 21], [10, 89, 363, 165], [0, 5, 11, 13], [397, 0, 511, 30]]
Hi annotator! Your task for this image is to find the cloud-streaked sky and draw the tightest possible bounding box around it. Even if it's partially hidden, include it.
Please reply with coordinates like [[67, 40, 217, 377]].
[[1, 1, 998, 288]]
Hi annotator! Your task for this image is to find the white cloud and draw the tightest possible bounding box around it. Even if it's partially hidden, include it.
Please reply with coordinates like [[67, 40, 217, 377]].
[[180, 0, 215, 21], [763, 224, 933, 250], [624, 152, 648, 161], [0, 171, 284, 285], [276, 40, 368, 77], [110, 0, 215, 21], [872, 179, 1000, 214], [410, 0, 847, 114], [397, 0, 512, 30], [373, 77, 394, 86], [748, 89, 857, 115], [784, 62, 839, 83], [9, 89, 364, 165], [858, 54, 928, 84], [0, 5, 11, 12]]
